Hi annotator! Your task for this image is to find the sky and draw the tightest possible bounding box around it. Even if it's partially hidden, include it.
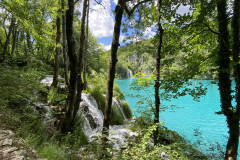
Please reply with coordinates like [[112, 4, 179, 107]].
[[79, 0, 191, 50]]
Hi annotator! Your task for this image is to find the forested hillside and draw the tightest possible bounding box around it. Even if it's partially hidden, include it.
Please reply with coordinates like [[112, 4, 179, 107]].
[[0, 0, 240, 159]]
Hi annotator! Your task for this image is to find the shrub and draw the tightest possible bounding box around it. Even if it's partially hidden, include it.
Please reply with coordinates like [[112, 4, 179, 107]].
[[47, 87, 66, 106], [0, 66, 43, 107], [89, 85, 106, 113], [110, 104, 124, 125], [122, 101, 132, 119], [113, 83, 125, 101]]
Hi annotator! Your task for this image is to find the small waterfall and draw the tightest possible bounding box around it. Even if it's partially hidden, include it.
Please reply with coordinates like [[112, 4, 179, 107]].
[[127, 69, 133, 79], [79, 93, 104, 138], [112, 98, 127, 120]]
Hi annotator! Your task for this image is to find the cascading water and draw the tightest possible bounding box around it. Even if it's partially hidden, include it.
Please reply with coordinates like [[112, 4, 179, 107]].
[[112, 98, 127, 120], [127, 69, 133, 79], [79, 93, 104, 139], [40, 76, 138, 148]]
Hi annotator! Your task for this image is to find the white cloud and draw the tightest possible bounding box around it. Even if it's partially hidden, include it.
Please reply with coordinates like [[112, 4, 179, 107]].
[[104, 44, 112, 50], [89, 0, 114, 38], [113, 0, 118, 5], [143, 26, 156, 38]]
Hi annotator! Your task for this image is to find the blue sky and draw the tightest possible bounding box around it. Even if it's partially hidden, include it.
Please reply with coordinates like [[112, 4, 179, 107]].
[[84, 0, 191, 50]]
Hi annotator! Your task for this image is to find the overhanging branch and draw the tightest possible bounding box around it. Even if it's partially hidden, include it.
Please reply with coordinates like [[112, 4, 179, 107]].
[[125, 0, 152, 17]]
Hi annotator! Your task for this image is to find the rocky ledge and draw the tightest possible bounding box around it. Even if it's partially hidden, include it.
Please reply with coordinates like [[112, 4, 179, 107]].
[[0, 129, 46, 160]]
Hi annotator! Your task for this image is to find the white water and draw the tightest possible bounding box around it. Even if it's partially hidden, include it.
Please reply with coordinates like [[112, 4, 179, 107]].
[[40, 76, 137, 148], [80, 93, 104, 139], [112, 98, 127, 120], [127, 69, 133, 79]]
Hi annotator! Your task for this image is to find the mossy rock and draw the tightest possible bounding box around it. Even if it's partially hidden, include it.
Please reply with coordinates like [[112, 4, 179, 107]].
[[110, 104, 124, 125], [121, 101, 132, 119]]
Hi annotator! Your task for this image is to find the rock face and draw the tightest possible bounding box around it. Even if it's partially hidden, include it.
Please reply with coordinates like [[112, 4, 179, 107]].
[[0, 130, 44, 160]]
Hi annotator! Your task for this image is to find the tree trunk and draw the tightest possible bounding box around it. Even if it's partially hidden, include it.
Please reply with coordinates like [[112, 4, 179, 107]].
[[217, 0, 239, 159], [225, 115, 239, 160], [154, 0, 163, 145], [52, 11, 61, 88], [60, 0, 78, 133], [15, 30, 19, 55], [73, 0, 88, 121], [224, 0, 240, 159], [102, 0, 127, 149], [2, 17, 15, 63], [26, 32, 32, 65], [83, 0, 89, 90], [11, 25, 18, 56], [62, 0, 69, 88]]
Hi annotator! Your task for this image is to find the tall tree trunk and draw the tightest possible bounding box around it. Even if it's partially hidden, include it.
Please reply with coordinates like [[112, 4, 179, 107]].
[[24, 36, 29, 65], [62, 0, 69, 88], [102, 0, 127, 149], [52, 10, 61, 88], [224, 0, 240, 159], [154, 0, 163, 145], [83, 0, 89, 90], [2, 17, 15, 63], [73, 0, 88, 121], [217, 0, 239, 159], [11, 27, 18, 56], [15, 30, 19, 55], [26, 32, 32, 65], [60, 0, 78, 133]]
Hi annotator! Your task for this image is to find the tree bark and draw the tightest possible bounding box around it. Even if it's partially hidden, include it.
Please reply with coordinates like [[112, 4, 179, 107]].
[[102, 0, 127, 149], [52, 9, 61, 88], [2, 17, 15, 63], [11, 24, 18, 56], [224, 0, 240, 159], [15, 30, 19, 55], [72, 0, 88, 122], [83, 0, 89, 90], [60, 0, 78, 133], [61, 0, 69, 88], [154, 0, 163, 145], [217, 0, 239, 159]]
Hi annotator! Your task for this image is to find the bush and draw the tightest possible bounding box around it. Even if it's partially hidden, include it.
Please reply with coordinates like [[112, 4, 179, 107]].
[[47, 87, 66, 106], [110, 104, 124, 125], [0, 66, 44, 107], [113, 83, 125, 101], [89, 85, 106, 113], [122, 101, 132, 119]]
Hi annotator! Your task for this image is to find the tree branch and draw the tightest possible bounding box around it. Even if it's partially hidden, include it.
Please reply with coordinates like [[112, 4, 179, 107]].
[[74, 0, 80, 5], [125, 0, 152, 17], [93, 0, 106, 9]]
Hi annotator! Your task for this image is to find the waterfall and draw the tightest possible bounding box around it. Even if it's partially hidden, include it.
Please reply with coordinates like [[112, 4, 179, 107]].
[[112, 98, 127, 120], [127, 69, 133, 79], [40, 76, 138, 147], [79, 93, 104, 139]]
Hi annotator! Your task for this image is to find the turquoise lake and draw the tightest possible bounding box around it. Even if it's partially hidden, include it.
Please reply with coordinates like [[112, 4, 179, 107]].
[[116, 79, 239, 157]]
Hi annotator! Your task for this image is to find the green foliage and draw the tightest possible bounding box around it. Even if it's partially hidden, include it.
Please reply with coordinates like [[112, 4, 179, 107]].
[[59, 115, 88, 150], [110, 104, 124, 125], [121, 101, 132, 119], [113, 83, 125, 101], [117, 124, 188, 160], [88, 85, 106, 113], [47, 87, 66, 106], [0, 66, 44, 107]]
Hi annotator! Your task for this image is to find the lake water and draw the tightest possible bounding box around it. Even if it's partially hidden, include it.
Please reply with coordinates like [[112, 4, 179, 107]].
[[116, 79, 239, 157]]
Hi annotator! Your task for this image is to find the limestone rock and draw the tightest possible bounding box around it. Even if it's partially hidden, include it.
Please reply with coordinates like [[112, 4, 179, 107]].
[[1, 138, 13, 146]]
